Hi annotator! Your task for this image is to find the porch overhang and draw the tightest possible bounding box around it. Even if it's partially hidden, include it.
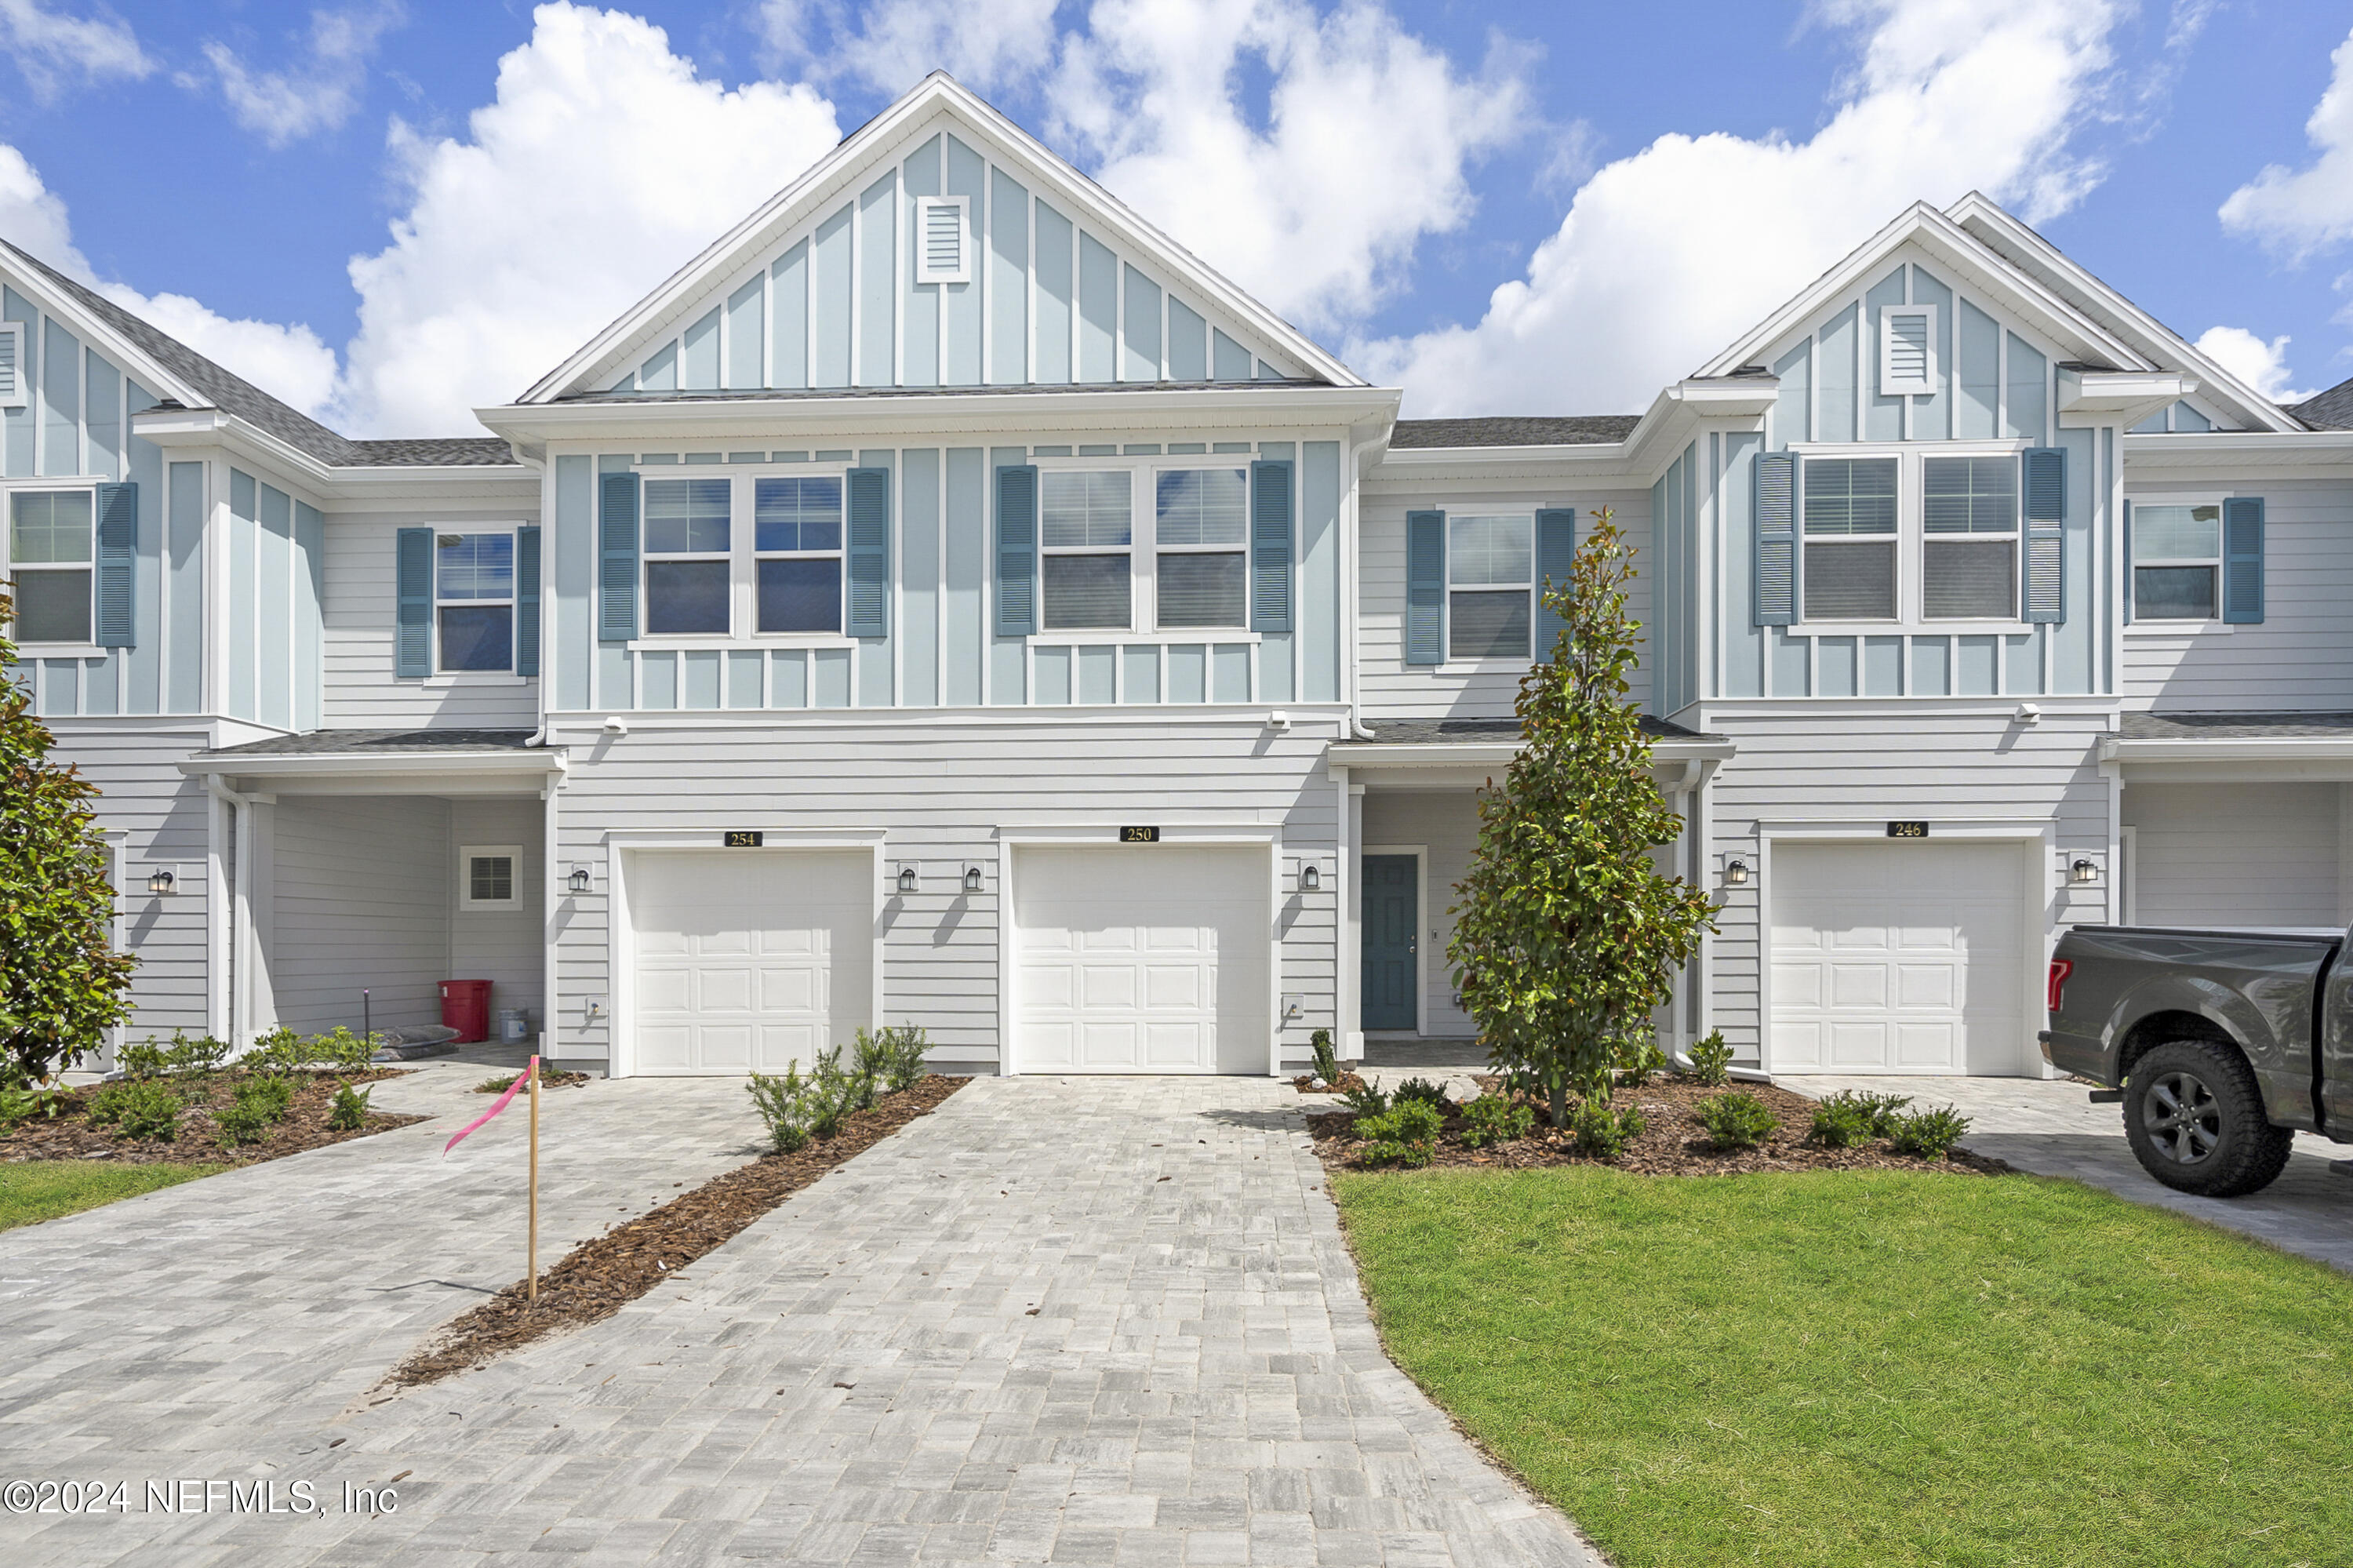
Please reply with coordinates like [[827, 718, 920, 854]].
[[1329, 717, 1736, 790], [2101, 712, 2353, 784], [180, 728, 566, 796]]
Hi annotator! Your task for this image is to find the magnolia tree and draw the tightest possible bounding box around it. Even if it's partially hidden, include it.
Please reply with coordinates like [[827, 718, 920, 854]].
[[1447, 508, 1715, 1128], [1, 589, 135, 1084]]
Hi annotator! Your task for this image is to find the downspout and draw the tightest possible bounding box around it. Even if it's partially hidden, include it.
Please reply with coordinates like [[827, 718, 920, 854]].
[[203, 775, 253, 1048]]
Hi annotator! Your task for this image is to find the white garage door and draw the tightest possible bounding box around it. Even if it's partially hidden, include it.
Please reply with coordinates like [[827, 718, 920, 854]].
[[1014, 845, 1268, 1074], [1770, 840, 2028, 1075], [629, 849, 871, 1075]]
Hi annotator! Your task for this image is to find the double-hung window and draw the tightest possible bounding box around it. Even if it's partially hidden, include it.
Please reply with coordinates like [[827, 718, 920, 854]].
[[5, 489, 94, 644], [1041, 470, 1132, 631], [1153, 467, 1248, 628], [1448, 514, 1533, 659], [2131, 504, 2222, 620], [755, 475, 842, 633], [1920, 456, 2017, 618], [643, 477, 731, 635], [1801, 457, 1897, 620], [436, 531, 515, 671]]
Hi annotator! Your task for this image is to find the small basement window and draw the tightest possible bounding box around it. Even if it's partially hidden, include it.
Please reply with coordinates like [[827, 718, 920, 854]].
[[915, 196, 969, 285], [460, 846, 522, 909]]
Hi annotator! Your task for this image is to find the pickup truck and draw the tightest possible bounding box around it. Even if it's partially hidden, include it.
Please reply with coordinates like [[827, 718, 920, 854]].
[[2043, 923, 2351, 1197]]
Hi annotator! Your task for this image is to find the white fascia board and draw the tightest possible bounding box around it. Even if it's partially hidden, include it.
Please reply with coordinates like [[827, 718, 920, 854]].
[[179, 749, 565, 779], [480, 384, 1400, 447], [2059, 367, 2192, 418], [131, 406, 536, 507], [1328, 737, 1737, 769], [525, 76, 1362, 402], [1693, 203, 2140, 381], [2121, 428, 2353, 472], [1369, 442, 1637, 481], [1947, 192, 2301, 435], [2100, 737, 2353, 764]]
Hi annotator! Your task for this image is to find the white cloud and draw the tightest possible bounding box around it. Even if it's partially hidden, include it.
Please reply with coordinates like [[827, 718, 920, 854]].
[[1051, 0, 1528, 336], [198, 2, 407, 148], [0, 0, 151, 100], [2193, 325, 2318, 406], [0, 142, 340, 415], [333, 2, 841, 435], [1360, 0, 2126, 415], [758, 0, 1060, 95], [2218, 27, 2353, 261]]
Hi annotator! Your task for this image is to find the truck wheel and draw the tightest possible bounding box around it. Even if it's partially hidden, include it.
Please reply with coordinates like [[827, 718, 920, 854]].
[[2122, 1039, 2295, 1198]]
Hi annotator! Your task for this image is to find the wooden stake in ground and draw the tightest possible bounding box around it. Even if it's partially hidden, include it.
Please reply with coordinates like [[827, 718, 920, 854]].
[[527, 1053, 540, 1304]]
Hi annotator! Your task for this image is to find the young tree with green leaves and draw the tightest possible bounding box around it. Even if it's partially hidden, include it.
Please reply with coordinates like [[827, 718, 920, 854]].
[[1447, 508, 1715, 1128], [1, 588, 135, 1084]]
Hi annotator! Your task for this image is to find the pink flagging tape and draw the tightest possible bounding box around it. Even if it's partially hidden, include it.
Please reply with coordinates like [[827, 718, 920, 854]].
[[442, 1054, 538, 1157]]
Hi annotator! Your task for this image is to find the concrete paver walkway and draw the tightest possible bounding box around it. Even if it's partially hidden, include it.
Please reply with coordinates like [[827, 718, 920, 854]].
[[1791, 1074, 2353, 1272], [2, 1075, 1598, 1567]]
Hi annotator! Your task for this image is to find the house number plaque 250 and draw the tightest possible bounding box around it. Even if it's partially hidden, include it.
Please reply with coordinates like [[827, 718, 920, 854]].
[[1120, 826, 1161, 843]]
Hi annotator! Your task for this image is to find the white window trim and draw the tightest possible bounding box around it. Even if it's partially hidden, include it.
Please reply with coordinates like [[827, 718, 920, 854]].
[[4, 483, 100, 649], [2125, 495, 2227, 628], [1443, 508, 1538, 667], [914, 195, 971, 286], [433, 526, 520, 675], [1918, 452, 2020, 623], [1877, 304, 1938, 398], [459, 844, 524, 910], [639, 474, 735, 641], [1150, 459, 1253, 634], [748, 467, 850, 641], [1038, 464, 1137, 635], [1787, 442, 2035, 634]]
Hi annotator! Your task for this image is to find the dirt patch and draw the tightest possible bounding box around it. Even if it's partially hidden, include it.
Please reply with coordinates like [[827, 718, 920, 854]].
[[1307, 1075, 2010, 1177], [384, 1074, 968, 1390], [0, 1071, 421, 1167], [473, 1068, 591, 1093]]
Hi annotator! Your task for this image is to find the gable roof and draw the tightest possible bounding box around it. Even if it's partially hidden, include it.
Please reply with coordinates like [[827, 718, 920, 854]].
[[1693, 195, 2301, 435], [2292, 374, 2353, 431], [517, 73, 1363, 406], [0, 238, 517, 469]]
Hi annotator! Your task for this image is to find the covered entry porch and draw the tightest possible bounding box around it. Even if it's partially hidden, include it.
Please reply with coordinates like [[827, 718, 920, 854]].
[[1327, 717, 1733, 1060], [178, 729, 563, 1051]]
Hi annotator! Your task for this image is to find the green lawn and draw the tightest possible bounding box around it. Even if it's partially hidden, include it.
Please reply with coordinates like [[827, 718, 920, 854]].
[[1335, 1166, 2353, 1568], [0, 1160, 226, 1231]]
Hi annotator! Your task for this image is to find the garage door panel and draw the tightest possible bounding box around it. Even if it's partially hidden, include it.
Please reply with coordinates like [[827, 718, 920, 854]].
[[1772, 841, 2026, 1076], [1014, 846, 1267, 1075], [630, 849, 870, 1076]]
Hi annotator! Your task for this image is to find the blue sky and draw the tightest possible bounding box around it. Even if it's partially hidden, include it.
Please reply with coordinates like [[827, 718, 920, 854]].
[[0, 1, 2348, 434]]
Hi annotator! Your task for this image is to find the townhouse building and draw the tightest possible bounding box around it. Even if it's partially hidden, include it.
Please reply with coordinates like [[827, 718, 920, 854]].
[[13, 75, 2351, 1080]]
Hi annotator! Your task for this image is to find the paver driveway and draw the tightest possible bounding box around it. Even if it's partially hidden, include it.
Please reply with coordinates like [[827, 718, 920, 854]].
[[2, 1074, 1599, 1567]]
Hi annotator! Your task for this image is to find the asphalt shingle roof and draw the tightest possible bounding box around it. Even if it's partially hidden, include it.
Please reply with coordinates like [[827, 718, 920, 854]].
[[198, 728, 540, 758], [2120, 711, 2353, 740], [1389, 417, 1641, 449], [2292, 376, 2353, 431], [1354, 715, 1720, 744], [0, 238, 519, 470]]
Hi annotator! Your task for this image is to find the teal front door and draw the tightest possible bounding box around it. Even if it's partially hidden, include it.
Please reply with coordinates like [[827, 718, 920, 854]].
[[1362, 855, 1418, 1031]]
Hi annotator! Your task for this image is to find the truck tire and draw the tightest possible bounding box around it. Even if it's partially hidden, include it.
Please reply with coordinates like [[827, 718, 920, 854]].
[[2122, 1039, 2295, 1198]]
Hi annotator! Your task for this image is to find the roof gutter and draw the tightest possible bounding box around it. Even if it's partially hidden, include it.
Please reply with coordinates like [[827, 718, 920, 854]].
[[2100, 736, 2353, 764]]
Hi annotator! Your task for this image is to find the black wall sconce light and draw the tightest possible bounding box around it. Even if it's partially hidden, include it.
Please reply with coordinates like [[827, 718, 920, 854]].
[[147, 868, 176, 896], [964, 865, 984, 893], [1724, 857, 1751, 886]]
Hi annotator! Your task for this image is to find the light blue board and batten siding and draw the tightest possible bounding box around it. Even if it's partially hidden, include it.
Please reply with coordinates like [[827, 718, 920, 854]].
[[216, 467, 324, 732], [4, 281, 202, 722], [604, 130, 1297, 398], [1738, 259, 2108, 700], [547, 440, 1344, 713]]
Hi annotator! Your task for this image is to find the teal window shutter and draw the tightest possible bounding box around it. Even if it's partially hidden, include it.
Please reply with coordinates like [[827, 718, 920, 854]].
[[515, 525, 542, 677], [2021, 446, 2065, 624], [1752, 452, 1797, 626], [94, 480, 136, 648], [1534, 508, 1574, 658], [846, 467, 891, 638], [2223, 496, 2264, 624], [1405, 510, 1446, 664], [395, 526, 432, 678], [598, 471, 640, 642], [1249, 459, 1293, 634], [995, 464, 1038, 637]]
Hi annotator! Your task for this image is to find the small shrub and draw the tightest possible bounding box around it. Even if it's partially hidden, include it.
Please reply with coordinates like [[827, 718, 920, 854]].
[[1309, 1028, 1340, 1086], [1570, 1098, 1646, 1159], [163, 1031, 232, 1078], [1808, 1096, 1876, 1149], [1685, 1031, 1733, 1087], [242, 1028, 304, 1076], [1339, 1081, 1389, 1119], [0, 1080, 70, 1128], [747, 1066, 813, 1152], [89, 1079, 183, 1141], [118, 1038, 173, 1079], [327, 1083, 373, 1132], [1459, 1094, 1533, 1149], [235, 1074, 296, 1125], [1697, 1091, 1779, 1151], [871, 1025, 931, 1093], [1355, 1099, 1444, 1167], [805, 1046, 850, 1138], [1392, 1076, 1449, 1109], [1890, 1104, 1971, 1159], [1851, 1092, 1914, 1137], [1617, 1035, 1666, 1088], [213, 1101, 271, 1148], [306, 1027, 380, 1073]]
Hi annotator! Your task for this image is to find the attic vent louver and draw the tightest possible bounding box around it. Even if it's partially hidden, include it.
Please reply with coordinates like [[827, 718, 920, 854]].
[[915, 196, 969, 285], [1878, 304, 1936, 397]]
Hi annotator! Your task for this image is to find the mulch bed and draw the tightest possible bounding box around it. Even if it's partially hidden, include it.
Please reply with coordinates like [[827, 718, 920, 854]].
[[1292, 1071, 1369, 1096], [1307, 1075, 2010, 1177], [0, 1070, 421, 1167], [384, 1074, 968, 1390], [473, 1068, 591, 1093]]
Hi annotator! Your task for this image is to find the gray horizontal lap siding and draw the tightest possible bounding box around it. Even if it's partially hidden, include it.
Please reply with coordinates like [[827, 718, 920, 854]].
[[325, 513, 540, 728], [2123, 782, 2344, 927], [552, 718, 1342, 1072], [270, 795, 453, 1036]]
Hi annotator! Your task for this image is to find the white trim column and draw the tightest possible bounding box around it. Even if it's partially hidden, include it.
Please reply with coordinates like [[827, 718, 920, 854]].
[[1337, 769, 1364, 1060]]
